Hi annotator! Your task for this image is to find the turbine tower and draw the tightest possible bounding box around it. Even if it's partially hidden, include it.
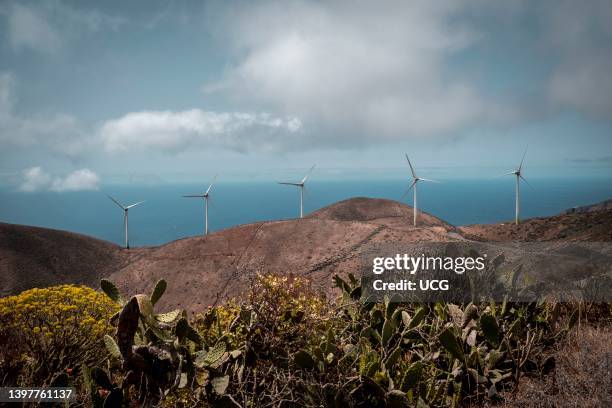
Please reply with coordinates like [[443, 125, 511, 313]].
[[505, 148, 530, 225], [405, 155, 439, 226], [107, 195, 145, 249], [183, 175, 217, 235], [278, 165, 315, 218]]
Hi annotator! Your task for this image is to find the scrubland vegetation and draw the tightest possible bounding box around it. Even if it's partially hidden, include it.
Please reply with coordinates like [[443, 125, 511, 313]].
[[0, 275, 609, 407], [0, 285, 118, 387]]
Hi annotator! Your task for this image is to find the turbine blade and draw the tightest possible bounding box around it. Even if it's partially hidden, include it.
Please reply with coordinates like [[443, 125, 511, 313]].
[[401, 180, 417, 200], [519, 174, 533, 188], [126, 200, 145, 209], [278, 182, 301, 186], [418, 177, 441, 183], [301, 164, 316, 184], [205, 173, 218, 195], [107, 194, 125, 210], [405, 154, 417, 178], [407, 179, 418, 192], [492, 171, 516, 178], [182, 195, 205, 198], [518, 146, 528, 172]]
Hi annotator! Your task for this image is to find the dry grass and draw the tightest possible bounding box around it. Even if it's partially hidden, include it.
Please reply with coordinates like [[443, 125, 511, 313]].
[[501, 324, 612, 407]]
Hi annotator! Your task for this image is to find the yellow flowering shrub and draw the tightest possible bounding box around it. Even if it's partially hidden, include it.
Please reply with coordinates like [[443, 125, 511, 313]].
[[193, 302, 241, 348], [194, 274, 329, 356], [0, 285, 118, 385], [247, 274, 330, 358], [249, 273, 328, 321]]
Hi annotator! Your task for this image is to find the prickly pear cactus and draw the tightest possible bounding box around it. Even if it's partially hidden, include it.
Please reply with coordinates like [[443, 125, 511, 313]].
[[95, 278, 199, 405]]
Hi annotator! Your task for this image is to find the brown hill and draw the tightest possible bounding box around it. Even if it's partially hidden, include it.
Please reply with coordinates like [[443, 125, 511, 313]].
[[107, 198, 458, 312], [459, 209, 612, 241], [308, 197, 452, 229], [563, 198, 612, 214], [2, 197, 612, 312], [0, 222, 128, 297], [0, 198, 456, 310]]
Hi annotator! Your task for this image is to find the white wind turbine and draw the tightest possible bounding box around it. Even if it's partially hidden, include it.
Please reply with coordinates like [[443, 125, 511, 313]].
[[182, 175, 217, 235], [504, 148, 530, 225], [278, 165, 315, 218], [405, 155, 439, 226], [107, 195, 145, 249]]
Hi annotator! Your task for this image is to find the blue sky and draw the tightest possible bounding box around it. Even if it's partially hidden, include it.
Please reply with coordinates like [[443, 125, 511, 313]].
[[0, 0, 611, 191]]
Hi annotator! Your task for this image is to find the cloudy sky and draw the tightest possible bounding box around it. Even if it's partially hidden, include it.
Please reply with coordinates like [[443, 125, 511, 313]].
[[1, 0, 611, 191]]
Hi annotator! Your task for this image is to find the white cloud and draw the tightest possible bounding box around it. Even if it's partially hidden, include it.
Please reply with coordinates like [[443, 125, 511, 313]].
[[18, 167, 52, 192], [99, 109, 303, 153], [1, 71, 303, 156], [549, 56, 612, 118], [19, 167, 99, 192], [2, 1, 126, 55], [51, 1, 126, 33], [0, 72, 14, 120], [0, 71, 88, 156], [50, 168, 100, 192], [203, 0, 506, 146], [545, 0, 612, 118], [6, 3, 61, 53]]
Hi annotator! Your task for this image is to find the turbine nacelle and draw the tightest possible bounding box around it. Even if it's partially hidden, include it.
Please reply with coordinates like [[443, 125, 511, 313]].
[[182, 174, 217, 235], [404, 155, 439, 227], [107, 195, 145, 211], [503, 147, 530, 225], [507, 147, 528, 176], [278, 165, 315, 218], [107, 195, 145, 249]]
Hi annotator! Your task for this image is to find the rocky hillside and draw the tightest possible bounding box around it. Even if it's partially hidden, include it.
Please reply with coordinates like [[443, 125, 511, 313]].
[[2, 197, 611, 312], [0, 222, 127, 297], [460, 207, 612, 241]]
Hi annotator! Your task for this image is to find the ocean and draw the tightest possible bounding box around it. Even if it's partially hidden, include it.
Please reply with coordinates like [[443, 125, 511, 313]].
[[1, 178, 611, 247]]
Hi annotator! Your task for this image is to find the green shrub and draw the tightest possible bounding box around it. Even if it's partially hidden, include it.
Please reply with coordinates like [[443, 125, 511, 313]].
[[1, 275, 598, 407], [164, 274, 585, 407]]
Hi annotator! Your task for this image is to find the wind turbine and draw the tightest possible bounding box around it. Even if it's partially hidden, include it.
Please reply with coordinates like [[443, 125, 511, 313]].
[[182, 175, 217, 235], [107, 195, 145, 249], [278, 165, 315, 218], [405, 155, 439, 226], [505, 148, 530, 225]]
